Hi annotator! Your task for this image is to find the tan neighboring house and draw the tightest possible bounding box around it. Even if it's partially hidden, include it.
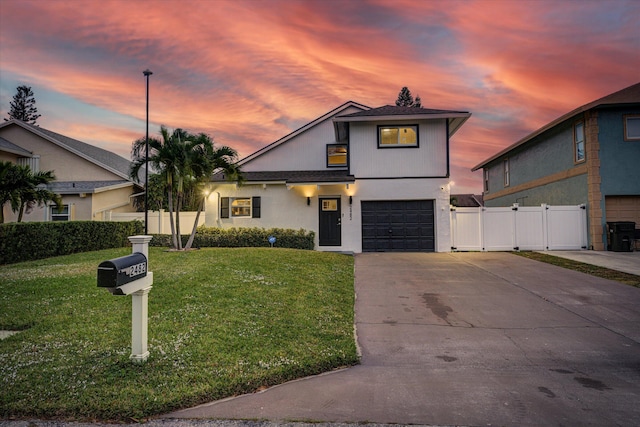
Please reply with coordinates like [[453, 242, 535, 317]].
[[0, 119, 142, 222]]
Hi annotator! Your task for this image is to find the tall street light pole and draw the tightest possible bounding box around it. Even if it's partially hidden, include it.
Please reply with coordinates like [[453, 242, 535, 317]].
[[143, 69, 153, 235]]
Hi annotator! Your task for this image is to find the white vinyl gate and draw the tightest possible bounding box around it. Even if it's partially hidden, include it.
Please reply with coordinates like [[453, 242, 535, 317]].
[[450, 204, 588, 251]]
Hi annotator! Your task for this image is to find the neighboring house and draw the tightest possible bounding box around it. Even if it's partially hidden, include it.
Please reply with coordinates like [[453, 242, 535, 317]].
[[472, 82, 640, 250], [206, 101, 471, 253], [451, 193, 484, 207], [0, 119, 143, 222]]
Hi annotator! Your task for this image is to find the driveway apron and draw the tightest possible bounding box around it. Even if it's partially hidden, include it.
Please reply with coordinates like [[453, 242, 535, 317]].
[[166, 252, 640, 426]]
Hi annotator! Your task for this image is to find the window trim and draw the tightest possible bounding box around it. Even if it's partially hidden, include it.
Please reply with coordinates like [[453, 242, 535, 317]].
[[503, 158, 510, 187], [574, 120, 585, 163], [484, 169, 489, 192], [623, 114, 640, 141], [377, 124, 419, 148], [326, 143, 348, 168], [50, 204, 70, 221], [220, 197, 261, 219]]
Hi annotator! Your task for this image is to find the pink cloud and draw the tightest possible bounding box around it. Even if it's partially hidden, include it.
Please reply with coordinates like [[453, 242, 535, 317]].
[[1, 0, 638, 194]]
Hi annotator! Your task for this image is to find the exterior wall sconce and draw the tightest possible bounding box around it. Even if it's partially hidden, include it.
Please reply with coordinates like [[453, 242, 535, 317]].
[[349, 196, 353, 205], [307, 197, 311, 206]]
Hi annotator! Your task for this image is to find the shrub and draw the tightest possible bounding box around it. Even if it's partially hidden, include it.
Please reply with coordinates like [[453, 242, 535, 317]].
[[0, 221, 143, 264], [149, 227, 315, 250]]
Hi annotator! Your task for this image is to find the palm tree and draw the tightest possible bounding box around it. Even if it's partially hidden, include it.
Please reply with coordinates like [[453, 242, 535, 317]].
[[0, 161, 21, 223], [184, 133, 240, 250], [131, 126, 241, 250], [0, 162, 60, 223], [131, 126, 182, 249], [14, 166, 61, 222]]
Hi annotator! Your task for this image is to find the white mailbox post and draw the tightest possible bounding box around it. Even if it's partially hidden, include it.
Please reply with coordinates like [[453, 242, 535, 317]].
[[97, 235, 153, 363], [128, 235, 153, 363]]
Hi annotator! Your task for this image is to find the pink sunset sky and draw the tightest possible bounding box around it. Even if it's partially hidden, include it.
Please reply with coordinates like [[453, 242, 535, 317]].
[[1, 0, 638, 193]]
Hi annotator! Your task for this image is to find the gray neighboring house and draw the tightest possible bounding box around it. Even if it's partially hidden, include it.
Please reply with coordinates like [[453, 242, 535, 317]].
[[472, 82, 640, 250], [0, 119, 143, 222]]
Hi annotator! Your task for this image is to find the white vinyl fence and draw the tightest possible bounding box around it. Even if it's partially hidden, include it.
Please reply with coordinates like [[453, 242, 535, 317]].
[[450, 204, 588, 251], [107, 210, 205, 234]]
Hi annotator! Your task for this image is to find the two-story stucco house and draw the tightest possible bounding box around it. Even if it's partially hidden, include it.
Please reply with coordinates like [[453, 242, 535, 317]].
[[472, 82, 640, 250], [0, 119, 143, 222], [205, 101, 471, 253]]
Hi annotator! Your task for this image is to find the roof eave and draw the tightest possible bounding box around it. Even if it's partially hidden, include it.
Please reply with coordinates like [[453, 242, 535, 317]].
[[1, 119, 132, 181], [333, 112, 470, 123]]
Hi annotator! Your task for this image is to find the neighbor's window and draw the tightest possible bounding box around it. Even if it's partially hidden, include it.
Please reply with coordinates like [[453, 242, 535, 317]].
[[624, 115, 640, 141], [327, 144, 347, 167], [484, 169, 489, 192], [574, 121, 585, 162], [51, 205, 70, 221], [378, 125, 418, 147], [503, 159, 510, 187]]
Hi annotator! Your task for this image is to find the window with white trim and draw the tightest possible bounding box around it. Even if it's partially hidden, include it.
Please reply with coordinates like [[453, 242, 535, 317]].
[[51, 205, 70, 221], [378, 125, 418, 147], [503, 159, 510, 187], [624, 115, 640, 141], [574, 121, 585, 162], [484, 169, 489, 192]]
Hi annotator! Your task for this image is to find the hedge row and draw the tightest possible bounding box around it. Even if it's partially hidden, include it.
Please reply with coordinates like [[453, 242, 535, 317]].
[[150, 227, 315, 250], [0, 221, 144, 265]]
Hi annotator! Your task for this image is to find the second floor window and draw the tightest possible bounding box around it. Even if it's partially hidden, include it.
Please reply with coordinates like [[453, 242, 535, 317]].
[[484, 169, 489, 192], [503, 159, 510, 187], [574, 121, 585, 162], [327, 144, 347, 167], [624, 115, 640, 141], [378, 125, 418, 147]]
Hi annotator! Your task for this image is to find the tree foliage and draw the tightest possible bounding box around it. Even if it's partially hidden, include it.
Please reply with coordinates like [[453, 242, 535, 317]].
[[130, 126, 241, 250], [395, 86, 422, 108], [0, 161, 61, 223], [5, 85, 41, 124]]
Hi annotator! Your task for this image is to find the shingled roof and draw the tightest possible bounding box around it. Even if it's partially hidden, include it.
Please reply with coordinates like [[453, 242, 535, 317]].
[[0, 119, 143, 182], [337, 105, 469, 118], [213, 169, 355, 184], [0, 136, 33, 156]]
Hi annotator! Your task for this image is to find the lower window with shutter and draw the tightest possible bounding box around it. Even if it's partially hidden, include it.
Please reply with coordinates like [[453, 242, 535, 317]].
[[221, 197, 261, 218]]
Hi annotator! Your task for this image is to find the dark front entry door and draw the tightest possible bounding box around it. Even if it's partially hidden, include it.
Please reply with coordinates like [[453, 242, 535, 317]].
[[319, 198, 341, 246]]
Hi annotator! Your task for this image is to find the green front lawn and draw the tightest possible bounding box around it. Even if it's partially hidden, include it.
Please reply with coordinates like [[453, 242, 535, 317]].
[[0, 247, 358, 421]]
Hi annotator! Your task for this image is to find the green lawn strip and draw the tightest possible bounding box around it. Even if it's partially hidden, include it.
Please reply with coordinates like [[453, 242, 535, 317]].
[[513, 251, 640, 288], [0, 247, 358, 421]]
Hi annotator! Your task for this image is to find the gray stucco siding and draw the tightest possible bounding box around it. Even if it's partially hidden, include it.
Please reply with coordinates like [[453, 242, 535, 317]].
[[598, 107, 640, 196], [484, 173, 588, 207], [484, 119, 580, 194]]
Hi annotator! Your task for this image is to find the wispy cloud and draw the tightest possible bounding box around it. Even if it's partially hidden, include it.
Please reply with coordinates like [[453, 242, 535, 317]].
[[1, 0, 638, 192]]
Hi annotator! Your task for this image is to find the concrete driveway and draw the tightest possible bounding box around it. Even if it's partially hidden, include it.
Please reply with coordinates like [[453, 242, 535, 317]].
[[167, 252, 640, 426]]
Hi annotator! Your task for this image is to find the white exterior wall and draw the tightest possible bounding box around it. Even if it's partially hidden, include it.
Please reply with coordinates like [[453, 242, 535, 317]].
[[349, 119, 448, 178], [243, 106, 363, 172], [204, 177, 452, 253]]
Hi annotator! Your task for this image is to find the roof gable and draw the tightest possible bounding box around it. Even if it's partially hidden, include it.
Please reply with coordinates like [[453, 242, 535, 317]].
[[472, 82, 640, 171], [238, 101, 370, 166], [0, 120, 138, 181]]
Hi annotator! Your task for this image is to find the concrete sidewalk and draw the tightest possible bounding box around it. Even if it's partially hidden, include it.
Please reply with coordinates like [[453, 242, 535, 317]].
[[541, 250, 640, 276], [165, 252, 640, 426]]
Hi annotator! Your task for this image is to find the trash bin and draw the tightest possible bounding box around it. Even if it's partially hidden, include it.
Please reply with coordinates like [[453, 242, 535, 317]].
[[607, 221, 635, 252]]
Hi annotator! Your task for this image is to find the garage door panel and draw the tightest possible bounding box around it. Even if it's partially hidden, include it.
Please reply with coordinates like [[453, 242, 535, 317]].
[[361, 200, 435, 252]]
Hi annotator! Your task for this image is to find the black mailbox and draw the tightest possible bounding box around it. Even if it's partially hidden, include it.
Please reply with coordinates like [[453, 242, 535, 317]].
[[98, 253, 147, 289]]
